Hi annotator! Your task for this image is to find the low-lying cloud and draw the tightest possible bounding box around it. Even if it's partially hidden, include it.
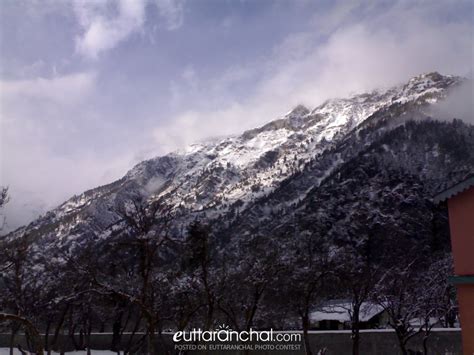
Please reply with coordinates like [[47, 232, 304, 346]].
[[430, 80, 474, 125]]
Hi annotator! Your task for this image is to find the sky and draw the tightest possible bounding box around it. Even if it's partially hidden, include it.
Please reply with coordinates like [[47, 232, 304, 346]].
[[0, 0, 473, 232]]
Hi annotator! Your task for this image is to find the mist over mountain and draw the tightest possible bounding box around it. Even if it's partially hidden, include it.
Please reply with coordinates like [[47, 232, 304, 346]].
[[429, 80, 474, 125]]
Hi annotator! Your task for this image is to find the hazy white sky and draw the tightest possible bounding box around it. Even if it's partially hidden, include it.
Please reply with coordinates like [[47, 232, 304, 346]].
[[0, 0, 473, 231]]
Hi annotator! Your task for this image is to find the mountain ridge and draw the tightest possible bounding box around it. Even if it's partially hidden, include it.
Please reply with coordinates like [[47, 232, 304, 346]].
[[4, 72, 469, 249]]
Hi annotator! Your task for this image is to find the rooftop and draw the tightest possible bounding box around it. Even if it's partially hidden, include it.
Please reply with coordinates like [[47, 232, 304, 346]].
[[433, 174, 474, 204]]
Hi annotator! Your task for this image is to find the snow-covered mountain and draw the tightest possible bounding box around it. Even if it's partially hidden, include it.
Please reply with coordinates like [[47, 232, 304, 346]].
[[6, 72, 471, 248]]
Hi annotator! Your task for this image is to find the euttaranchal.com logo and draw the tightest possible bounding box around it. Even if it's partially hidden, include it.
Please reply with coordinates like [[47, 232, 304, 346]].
[[173, 325, 302, 352]]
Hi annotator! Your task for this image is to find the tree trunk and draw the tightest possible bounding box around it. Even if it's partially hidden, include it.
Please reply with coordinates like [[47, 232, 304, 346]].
[[51, 304, 69, 351], [302, 313, 312, 355], [25, 328, 34, 354], [44, 319, 51, 353], [86, 319, 92, 355], [78, 329, 85, 350], [351, 305, 360, 355], [9, 324, 19, 355], [112, 314, 122, 352], [17, 345, 27, 355], [147, 320, 157, 355], [205, 301, 214, 331], [395, 331, 408, 355], [70, 323, 80, 350], [245, 288, 262, 331], [125, 314, 142, 354], [422, 334, 429, 355]]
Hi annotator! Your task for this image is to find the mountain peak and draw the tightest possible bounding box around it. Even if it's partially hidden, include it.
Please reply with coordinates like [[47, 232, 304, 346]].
[[398, 72, 460, 102], [410, 71, 447, 82], [405, 71, 459, 89], [286, 104, 310, 118]]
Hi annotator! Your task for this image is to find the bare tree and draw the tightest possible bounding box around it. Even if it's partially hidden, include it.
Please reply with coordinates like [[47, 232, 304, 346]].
[[218, 233, 284, 332], [181, 221, 221, 331], [416, 255, 457, 355], [0, 190, 44, 355], [81, 196, 175, 355], [372, 254, 457, 355], [373, 262, 422, 355], [332, 222, 383, 355], [283, 231, 332, 355]]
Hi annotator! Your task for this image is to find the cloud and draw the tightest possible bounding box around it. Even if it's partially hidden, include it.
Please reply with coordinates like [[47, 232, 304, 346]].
[[152, 104, 251, 150], [0, 72, 97, 153], [429, 80, 474, 125], [1, 72, 96, 107], [0, 145, 132, 234], [310, 0, 363, 35], [74, 0, 147, 60], [74, 0, 186, 59], [0, 72, 98, 174], [155, 0, 186, 30], [0, 71, 135, 233]]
